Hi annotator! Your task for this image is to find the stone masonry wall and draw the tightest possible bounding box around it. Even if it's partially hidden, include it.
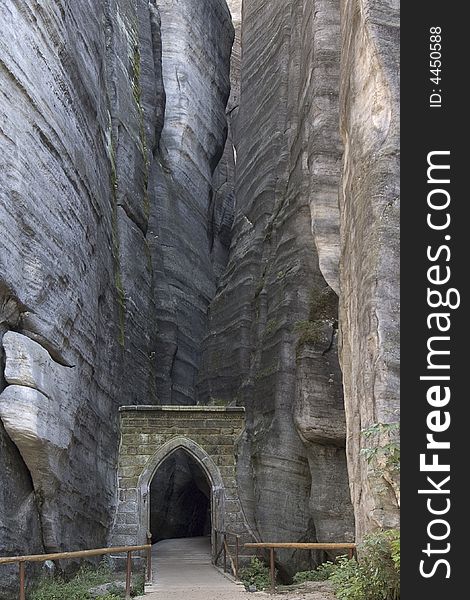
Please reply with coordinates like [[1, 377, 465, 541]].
[[112, 406, 247, 548]]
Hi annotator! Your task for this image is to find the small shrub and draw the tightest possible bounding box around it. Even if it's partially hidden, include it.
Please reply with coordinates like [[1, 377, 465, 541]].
[[328, 530, 400, 600], [309, 286, 338, 321], [240, 557, 272, 590], [131, 573, 145, 596], [389, 531, 400, 572], [294, 320, 323, 346], [361, 423, 400, 471], [329, 556, 365, 600], [293, 561, 336, 583], [31, 564, 109, 600]]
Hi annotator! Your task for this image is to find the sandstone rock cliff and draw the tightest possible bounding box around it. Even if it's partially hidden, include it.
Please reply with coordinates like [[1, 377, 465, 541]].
[[0, 3, 165, 594], [338, 0, 400, 538], [0, 0, 399, 593], [199, 1, 355, 571], [0, 0, 232, 595], [149, 0, 234, 406], [200, 0, 399, 547]]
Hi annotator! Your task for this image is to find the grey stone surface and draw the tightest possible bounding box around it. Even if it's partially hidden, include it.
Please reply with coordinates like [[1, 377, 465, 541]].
[[0, 0, 399, 591], [0, 1, 166, 573], [201, 0, 399, 549], [199, 0, 355, 575], [0, 419, 44, 598], [1, 1, 233, 585], [338, 0, 400, 539], [148, 0, 234, 405], [0, 332, 75, 550]]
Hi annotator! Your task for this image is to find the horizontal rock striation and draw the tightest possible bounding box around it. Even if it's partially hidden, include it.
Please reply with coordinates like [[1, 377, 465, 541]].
[[199, 0, 355, 574], [1, 0, 234, 592], [201, 0, 400, 551], [0, 3, 165, 585], [0, 0, 399, 591]]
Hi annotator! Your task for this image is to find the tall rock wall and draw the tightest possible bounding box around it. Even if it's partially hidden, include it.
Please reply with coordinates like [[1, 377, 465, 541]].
[[338, 0, 400, 539], [0, 0, 233, 595], [201, 0, 400, 552], [148, 0, 234, 405], [0, 1, 164, 589], [0, 0, 399, 592], [199, 0, 355, 573]]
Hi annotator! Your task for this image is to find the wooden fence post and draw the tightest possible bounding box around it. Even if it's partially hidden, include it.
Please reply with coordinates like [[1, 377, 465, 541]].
[[270, 548, 275, 591], [19, 561, 25, 600], [146, 533, 152, 582], [125, 551, 132, 600]]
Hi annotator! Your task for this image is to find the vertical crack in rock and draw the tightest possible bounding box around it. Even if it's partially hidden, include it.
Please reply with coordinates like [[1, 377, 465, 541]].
[[148, 0, 234, 405], [0, 0, 165, 578]]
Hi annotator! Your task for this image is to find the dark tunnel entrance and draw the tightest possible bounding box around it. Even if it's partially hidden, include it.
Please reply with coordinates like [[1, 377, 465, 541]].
[[150, 448, 211, 543]]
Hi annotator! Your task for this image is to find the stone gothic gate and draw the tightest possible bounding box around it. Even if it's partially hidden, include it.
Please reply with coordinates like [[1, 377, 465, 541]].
[[111, 405, 247, 550]]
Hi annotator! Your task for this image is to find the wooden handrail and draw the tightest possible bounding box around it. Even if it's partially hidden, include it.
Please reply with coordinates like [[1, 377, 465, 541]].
[[0, 545, 151, 565], [244, 542, 357, 591], [0, 544, 152, 600], [244, 542, 356, 549]]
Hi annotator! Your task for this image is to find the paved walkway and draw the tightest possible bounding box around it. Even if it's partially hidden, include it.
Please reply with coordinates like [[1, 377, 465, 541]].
[[136, 536, 257, 600], [134, 537, 336, 600]]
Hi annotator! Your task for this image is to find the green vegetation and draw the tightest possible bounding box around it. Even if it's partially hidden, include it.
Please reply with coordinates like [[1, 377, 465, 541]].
[[108, 132, 126, 347], [361, 421, 400, 506], [361, 422, 400, 472], [240, 557, 273, 591], [265, 318, 279, 336], [292, 530, 400, 600], [131, 44, 142, 106], [254, 363, 278, 381], [131, 41, 151, 219], [329, 530, 400, 600], [293, 561, 336, 583], [30, 564, 144, 600], [294, 320, 323, 346], [295, 286, 338, 354], [308, 286, 338, 321]]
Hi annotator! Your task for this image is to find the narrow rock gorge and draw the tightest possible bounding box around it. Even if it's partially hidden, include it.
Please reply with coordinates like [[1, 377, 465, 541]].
[[0, 0, 399, 596]]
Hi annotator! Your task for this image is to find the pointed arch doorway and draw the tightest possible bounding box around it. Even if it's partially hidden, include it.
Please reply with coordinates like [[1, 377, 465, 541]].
[[138, 437, 225, 554], [111, 406, 247, 554]]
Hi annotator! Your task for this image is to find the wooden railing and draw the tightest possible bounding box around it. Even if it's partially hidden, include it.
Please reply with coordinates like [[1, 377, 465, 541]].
[[244, 542, 357, 590], [0, 539, 152, 600], [213, 529, 240, 579]]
